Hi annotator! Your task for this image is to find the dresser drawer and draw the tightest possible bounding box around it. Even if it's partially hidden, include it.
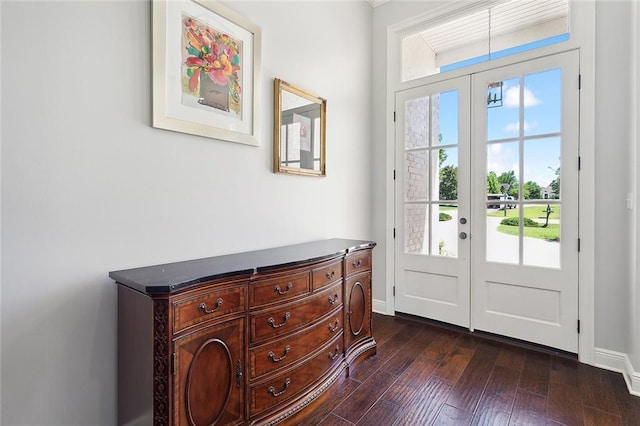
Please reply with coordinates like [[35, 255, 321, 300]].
[[250, 282, 342, 343], [312, 259, 343, 290], [250, 271, 310, 308], [173, 284, 247, 333], [249, 308, 343, 380], [249, 332, 344, 416], [345, 251, 372, 276]]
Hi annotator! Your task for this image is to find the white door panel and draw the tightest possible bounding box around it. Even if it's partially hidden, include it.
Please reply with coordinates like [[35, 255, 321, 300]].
[[395, 50, 580, 352], [395, 77, 471, 328], [471, 50, 579, 352]]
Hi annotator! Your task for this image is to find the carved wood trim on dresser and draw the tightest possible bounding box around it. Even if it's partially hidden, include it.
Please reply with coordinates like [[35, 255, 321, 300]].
[[111, 239, 376, 426], [153, 299, 171, 426]]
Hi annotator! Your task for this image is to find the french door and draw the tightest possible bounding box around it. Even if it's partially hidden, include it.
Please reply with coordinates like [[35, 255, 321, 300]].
[[394, 76, 471, 328], [394, 50, 580, 352]]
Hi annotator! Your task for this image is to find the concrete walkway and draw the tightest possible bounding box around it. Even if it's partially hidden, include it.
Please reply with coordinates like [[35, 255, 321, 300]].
[[430, 209, 560, 268]]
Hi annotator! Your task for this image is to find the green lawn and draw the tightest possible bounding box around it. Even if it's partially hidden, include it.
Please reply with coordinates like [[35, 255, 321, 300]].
[[489, 205, 560, 241], [487, 205, 560, 220], [433, 204, 560, 240], [497, 223, 560, 241]]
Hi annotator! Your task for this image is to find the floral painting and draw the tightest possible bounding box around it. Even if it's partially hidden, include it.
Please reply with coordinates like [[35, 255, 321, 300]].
[[153, 0, 260, 145], [181, 14, 243, 116]]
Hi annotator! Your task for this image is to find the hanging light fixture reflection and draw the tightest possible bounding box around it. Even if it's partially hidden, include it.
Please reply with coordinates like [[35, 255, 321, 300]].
[[486, 8, 503, 108]]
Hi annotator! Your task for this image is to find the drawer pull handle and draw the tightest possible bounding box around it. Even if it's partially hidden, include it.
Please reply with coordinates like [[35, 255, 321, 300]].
[[328, 319, 340, 333], [352, 259, 362, 268], [267, 345, 291, 363], [199, 298, 223, 314], [267, 312, 291, 328], [274, 282, 293, 295], [236, 359, 243, 388], [328, 345, 341, 361], [328, 294, 339, 305], [325, 270, 336, 280], [268, 378, 291, 398]]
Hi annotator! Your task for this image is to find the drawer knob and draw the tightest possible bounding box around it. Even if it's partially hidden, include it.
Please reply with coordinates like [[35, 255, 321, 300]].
[[267, 312, 291, 329], [267, 378, 291, 398], [328, 319, 340, 333], [274, 282, 293, 295], [328, 345, 341, 361], [198, 298, 223, 314], [352, 259, 362, 268], [325, 270, 336, 280], [267, 345, 291, 363], [328, 294, 339, 305]]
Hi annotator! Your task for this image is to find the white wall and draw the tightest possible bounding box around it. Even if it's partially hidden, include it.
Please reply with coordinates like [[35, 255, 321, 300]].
[[0, 0, 3, 419], [593, 0, 633, 355], [632, 0, 640, 386], [0, 1, 372, 424], [371, 1, 446, 313]]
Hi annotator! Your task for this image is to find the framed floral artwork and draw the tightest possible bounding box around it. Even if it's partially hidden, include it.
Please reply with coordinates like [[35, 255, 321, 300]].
[[153, 0, 262, 146]]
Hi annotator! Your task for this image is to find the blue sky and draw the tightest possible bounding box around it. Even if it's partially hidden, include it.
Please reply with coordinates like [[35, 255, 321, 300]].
[[436, 34, 568, 193]]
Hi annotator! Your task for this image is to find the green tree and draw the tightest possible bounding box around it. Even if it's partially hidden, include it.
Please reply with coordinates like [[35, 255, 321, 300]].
[[550, 166, 560, 198], [439, 147, 447, 167], [439, 165, 458, 201], [487, 171, 500, 194], [498, 170, 517, 186], [523, 181, 541, 200], [498, 170, 519, 198]]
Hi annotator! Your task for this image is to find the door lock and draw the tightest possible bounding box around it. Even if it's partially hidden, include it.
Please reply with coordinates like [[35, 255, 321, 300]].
[[459, 232, 468, 240], [459, 217, 467, 224]]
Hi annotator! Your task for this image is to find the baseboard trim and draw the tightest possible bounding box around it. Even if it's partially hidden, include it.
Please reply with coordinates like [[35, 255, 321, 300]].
[[372, 298, 387, 315], [594, 347, 640, 396]]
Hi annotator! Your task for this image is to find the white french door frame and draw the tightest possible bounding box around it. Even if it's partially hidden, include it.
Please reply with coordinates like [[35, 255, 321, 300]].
[[382, 2, 596, 363], [393, 77, 472, 328], [469, 51, 580, 352]]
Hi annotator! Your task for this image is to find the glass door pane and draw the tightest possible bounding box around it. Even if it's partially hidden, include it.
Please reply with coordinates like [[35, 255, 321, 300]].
[[484, 67, 563, 269], [403, 90, 459, 258]]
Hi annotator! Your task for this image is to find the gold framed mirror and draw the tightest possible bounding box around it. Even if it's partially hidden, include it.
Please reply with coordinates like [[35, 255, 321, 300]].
[[274, 78, 326, 176]]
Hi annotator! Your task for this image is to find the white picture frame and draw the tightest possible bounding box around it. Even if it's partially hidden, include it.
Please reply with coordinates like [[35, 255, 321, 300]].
[[153, 0, 262, 146]]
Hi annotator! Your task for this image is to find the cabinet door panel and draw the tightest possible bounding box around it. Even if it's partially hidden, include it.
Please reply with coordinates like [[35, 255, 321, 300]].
[[174, 318, 245, 426], [344, 272, 371, 351], [347, 281, 366, 335], [186, 339, 232, 425]]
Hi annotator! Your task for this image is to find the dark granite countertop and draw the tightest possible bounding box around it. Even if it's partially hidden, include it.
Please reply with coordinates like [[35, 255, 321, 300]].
[[109, 238, 376, 294]]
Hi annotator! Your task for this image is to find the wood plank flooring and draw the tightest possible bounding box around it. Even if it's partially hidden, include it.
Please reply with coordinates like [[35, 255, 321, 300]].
[[284, 313, 640, 426]]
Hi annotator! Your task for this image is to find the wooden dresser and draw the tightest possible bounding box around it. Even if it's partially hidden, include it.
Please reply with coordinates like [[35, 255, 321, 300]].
[[111, 239, 376, 426]]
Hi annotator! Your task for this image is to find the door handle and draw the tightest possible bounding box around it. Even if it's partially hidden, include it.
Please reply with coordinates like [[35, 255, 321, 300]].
[[459, 232, 468, 240]]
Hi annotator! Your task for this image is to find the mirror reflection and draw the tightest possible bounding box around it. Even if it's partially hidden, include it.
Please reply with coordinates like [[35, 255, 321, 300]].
[[274, 78, 326, 176]]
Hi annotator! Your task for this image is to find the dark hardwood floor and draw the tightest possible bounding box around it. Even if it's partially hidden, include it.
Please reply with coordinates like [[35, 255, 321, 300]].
[[284, 313, 640, 426]]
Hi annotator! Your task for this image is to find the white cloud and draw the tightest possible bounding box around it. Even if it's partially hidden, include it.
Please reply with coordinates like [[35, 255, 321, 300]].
[[488, 143, 502, 156], [503, 85, 541, 108], [487, 143, 518, 176], [504, 122, 519, 133], [503, 120, 538, 134]]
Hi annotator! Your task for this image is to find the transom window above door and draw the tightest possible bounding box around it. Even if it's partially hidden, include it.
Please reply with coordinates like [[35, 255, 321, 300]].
[[401, 0, 569, 81]]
